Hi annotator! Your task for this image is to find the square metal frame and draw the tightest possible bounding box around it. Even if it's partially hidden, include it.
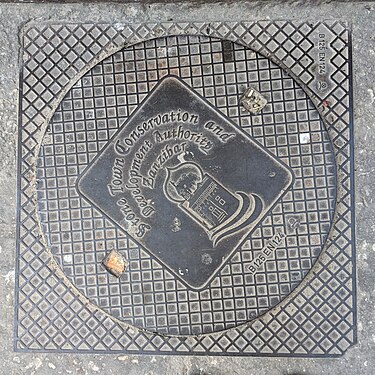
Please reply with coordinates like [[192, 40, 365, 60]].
[[15, 21, 356, 356]]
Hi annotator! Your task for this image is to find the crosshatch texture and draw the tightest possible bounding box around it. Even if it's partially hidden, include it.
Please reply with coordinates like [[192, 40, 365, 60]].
[[16, 21, 356, 356], [36, 36, 336, 335]]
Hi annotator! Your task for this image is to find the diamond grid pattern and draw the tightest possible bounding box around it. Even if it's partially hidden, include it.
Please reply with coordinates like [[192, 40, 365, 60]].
[[35, 36, 336, 335], [15, 21, 355, 356]]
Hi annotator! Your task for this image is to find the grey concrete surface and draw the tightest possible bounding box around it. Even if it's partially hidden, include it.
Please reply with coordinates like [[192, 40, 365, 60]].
[[0, 1, 374, 374]]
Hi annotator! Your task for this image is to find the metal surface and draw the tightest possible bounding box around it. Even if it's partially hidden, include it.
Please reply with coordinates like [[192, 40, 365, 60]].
[[15, 21, 355, 355], [77, 75, 294, 290]]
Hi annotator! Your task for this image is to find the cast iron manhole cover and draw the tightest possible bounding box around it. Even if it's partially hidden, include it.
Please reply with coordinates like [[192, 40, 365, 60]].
[[16, 21, 356, 355]]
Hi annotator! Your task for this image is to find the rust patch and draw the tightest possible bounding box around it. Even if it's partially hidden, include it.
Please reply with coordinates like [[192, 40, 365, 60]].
[[102, 250, 128, 278]]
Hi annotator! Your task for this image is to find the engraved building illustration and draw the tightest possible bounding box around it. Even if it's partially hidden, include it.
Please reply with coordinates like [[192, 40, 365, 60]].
[[164, 162, 263, 245]]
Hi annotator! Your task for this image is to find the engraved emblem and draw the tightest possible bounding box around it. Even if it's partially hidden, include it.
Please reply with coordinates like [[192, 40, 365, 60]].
[[164, 162, 263, 246], [78, 75, 294, 289]]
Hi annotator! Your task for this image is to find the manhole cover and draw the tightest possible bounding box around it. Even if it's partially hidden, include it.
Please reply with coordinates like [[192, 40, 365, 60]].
[[16, 22, 356, 355]]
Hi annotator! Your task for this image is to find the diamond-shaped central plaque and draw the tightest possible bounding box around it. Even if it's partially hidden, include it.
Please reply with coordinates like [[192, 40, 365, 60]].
[[78, 76, 294, 289]]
